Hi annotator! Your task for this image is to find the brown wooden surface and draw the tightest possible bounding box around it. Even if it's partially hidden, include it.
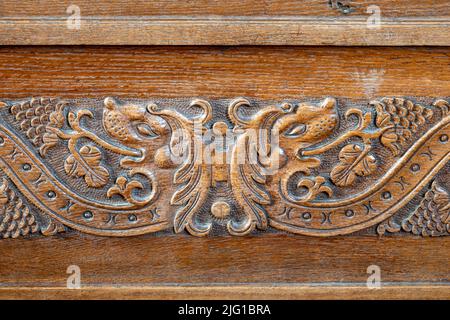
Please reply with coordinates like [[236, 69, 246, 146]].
[[0, 45, 449, 298], [0, 233, 448, 285], [1, 285, 449, 300], [0, 233, 449, 298], [1, 1, 449, 46], [1, 18, 449, 46], [1, 0, 450, 18], [0, 46, 449, 99]]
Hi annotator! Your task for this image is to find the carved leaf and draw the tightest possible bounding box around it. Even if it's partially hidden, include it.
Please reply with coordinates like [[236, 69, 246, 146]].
[[373, 98, 433, 156], [107, 175, 145, 202], [40, 219, 66, 236], [230, 133, 271, 233], [64, 145, 109, 188], [296, 176, 333, 201], [41, 131, 60, 156], [169, 129, 211, 235], [330, 144, 376, 187], [146, 102, 213, 235], [172, 163, 211, 235], [49, 106, 65, 128], [9, 98, 66, 156], [433, 99, 449, 117], [377, 218, 401, 236]]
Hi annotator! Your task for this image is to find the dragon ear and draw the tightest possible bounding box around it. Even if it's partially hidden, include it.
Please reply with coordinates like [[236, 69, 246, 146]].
[[104, 97, 117, 110], [320, 97, 337, 111]]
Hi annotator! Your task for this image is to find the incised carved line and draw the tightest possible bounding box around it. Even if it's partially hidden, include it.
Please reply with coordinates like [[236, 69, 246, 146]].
[[0, 97, 448, 238]]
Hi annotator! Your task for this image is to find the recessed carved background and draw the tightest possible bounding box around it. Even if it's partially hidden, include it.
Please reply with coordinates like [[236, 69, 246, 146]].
[[0, 96, 448, 238]]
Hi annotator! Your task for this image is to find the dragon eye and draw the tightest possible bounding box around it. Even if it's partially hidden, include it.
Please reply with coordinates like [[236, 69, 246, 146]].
[[283, 124, 307, 138], [136, 123, 158, 138]]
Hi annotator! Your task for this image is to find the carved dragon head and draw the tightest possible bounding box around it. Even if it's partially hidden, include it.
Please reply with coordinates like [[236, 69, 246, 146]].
[[103, 97, 168, 145], [272, 97, 338, 159]]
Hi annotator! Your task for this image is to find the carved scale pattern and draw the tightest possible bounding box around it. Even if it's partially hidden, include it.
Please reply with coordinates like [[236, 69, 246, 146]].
[[0, 97, 448, 237]]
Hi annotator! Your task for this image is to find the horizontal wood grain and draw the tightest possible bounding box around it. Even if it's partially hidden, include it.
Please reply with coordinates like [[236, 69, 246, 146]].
[[0, 233, 448, 286], [0, 285, 449, 300], [1, 0, 449, 17], [1, 17, 449, 45], [0, 36, 449, 297], [1, 1, 449, 46], [0, 46, 449, 100]]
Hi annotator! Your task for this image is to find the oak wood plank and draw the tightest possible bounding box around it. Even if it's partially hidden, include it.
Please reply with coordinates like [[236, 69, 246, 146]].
[[0, 233, 448, 286], [0, 41, 449, 299], [0, 285, 448, 300], [0, 46, 449, 100], [1, 18, 449, 46], [1, 0, 449, 17]]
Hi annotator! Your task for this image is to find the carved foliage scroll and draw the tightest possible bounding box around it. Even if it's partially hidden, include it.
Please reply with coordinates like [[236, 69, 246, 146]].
[[0, 97, 448, 238]]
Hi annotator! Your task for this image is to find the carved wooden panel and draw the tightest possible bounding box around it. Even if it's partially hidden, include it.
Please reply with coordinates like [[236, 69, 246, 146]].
[[0, 96, 448, 238]]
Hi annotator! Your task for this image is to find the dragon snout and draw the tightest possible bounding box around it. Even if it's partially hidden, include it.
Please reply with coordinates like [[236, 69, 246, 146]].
[[143, 113, 168, 136]]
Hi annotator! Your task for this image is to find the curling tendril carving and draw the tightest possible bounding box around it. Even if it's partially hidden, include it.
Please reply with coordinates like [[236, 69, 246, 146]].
[[0, 97, 448, 237]]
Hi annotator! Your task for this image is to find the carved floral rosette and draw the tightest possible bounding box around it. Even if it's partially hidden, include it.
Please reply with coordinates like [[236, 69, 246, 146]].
[[0, 96, 448, 238]]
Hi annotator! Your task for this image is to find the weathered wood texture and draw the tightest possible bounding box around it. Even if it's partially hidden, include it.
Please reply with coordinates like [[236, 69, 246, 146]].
[[0, 1, 449, 45], [1, 18, 449, 46], [0, 233, 448, 285], [1, 0, 449, 17], [0, 46, 449, 99], [1, 286, 449, 300], [0, 45, 449, 298], [1, 232, 449, 298]]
